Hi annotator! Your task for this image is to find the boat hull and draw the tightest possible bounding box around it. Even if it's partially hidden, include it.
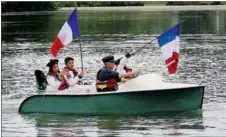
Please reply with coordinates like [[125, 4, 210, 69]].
[[18, 86, 204, 115]]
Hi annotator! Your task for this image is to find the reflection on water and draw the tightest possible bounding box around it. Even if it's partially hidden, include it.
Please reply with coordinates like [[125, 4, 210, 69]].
[[2, 10, 226, 42], [18, 113, 204, 137], [2, 8, 226, 136]]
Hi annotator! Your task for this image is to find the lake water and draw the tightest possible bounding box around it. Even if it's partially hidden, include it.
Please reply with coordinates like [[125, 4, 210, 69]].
[[2, 7, 226, 136]]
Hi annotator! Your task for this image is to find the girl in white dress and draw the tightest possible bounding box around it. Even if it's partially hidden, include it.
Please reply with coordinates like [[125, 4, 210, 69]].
[[46, 59, 69, 91]]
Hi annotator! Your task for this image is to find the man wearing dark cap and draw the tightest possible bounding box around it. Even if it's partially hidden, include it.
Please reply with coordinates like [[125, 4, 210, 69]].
[[96, 55, 137, 92]]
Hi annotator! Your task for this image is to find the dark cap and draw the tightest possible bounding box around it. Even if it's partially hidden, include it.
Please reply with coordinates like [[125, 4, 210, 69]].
[[102, 55, 115, 63], [46, 59, 59, 67]]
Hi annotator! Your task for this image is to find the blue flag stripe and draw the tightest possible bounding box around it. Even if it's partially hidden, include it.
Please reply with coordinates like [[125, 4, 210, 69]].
[[67, 9, 80, 39], [158, 23, 180, 47]]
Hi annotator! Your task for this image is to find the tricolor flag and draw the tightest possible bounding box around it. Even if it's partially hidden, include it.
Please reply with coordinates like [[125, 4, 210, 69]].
[[50, 8, 80, 57], [158, 23, 181, 74]]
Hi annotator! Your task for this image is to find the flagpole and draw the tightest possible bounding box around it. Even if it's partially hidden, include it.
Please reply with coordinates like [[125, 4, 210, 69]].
[[79, 37, 84, 70], [135, 37, 158, 53], [132, 19, 187, 55], [75, 2, 84, 71]]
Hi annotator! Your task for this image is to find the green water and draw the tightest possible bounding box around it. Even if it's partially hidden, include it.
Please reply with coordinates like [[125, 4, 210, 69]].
[[2, 7, 226, 136]]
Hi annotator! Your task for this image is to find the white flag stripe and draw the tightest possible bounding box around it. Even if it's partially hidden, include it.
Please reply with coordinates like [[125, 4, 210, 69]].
[[57, 22, 73, 46], [160, 36, 180, 60]]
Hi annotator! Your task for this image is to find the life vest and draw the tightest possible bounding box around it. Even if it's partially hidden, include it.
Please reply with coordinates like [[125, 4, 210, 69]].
[[58, 83, 69, 91], [62, 67, 82, 85], [63, 67, 79, 79], [96, 68, 118, 92]]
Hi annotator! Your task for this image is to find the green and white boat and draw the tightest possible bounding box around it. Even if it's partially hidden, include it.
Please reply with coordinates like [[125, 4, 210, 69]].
[[18, 73, 204, 115]]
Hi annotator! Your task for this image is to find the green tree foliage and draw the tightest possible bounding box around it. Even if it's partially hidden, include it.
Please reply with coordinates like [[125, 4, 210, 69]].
[[1, 1, 144, 12], [54, 2, 77, 7], [2, 2, 57, 12], [76, 2, 144, 7], [2, 1, 225, 13], [210, 2, 222, 5], [166, 1, 223, 5]]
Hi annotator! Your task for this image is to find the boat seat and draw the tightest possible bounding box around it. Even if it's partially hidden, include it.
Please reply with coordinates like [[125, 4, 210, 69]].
[[34, 70, 47, 90]]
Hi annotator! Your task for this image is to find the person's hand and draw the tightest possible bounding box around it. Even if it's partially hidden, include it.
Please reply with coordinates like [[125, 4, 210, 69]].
[[134, 70, 140, 75], [131, 49, 137, 56], [59, 72, 66, 78], [131, 71, 140, 78], [121, 78, 128, 83], [125, 71, 136, 79], [79, 71, 84, 77]]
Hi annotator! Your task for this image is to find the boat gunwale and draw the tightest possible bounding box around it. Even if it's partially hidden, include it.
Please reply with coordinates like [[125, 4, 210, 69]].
[[45, 85, 205, 95]]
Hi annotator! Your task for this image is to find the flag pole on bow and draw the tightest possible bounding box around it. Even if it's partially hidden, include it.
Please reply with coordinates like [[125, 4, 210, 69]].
[[75, 2, 84, 70], [50, 4, 84, 70], [135, 19, 187, 53], [78, 37, 84, 70], [130, 19, 187, 74]]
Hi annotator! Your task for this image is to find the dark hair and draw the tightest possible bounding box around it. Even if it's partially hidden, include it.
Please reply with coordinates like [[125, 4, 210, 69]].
[[47, 63, 60, 77], [64, 57, 74, 64]]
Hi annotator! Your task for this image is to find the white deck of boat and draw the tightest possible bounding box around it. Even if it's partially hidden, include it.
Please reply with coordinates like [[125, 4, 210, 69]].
[[43, 74, 203, 95]]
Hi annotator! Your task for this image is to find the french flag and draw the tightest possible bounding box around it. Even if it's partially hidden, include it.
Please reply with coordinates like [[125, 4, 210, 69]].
[[50, 9, 80, 57], [158, 23, 181, 74]]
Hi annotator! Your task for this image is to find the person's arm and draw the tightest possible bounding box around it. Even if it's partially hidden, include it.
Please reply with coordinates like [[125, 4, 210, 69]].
[[106, 69, 136, 80], [72, 68, 84, 79], [67, 71, 80, 86], [99, 69, 136, 83], [99, 69, 120, 81], [105, 71, 119, 79], [116, 56, 128, 73], [116, 50, 137, 73], [78, 70, 84, 79], [120, 78, 128, 83], [47, 75, 61, 90], [119, 71, 136, 78], [61, 68, 70, 79]]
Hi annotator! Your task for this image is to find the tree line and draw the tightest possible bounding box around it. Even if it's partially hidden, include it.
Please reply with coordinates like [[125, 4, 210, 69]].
[[2, 2, 224, 12], [2, 2, 56, 12], [2, 2, 144, 12]]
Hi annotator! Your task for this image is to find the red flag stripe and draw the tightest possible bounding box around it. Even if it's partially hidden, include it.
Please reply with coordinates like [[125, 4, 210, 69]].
[[165, 51, 179, 74], [165, 51, 179, 65], [50, 37, 64, 57], [167, 60, 178, 74]]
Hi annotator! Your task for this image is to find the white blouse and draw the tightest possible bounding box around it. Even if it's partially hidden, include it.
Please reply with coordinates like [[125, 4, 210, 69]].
[[46, 75, 62, 90], [47, 72, 80, 90]]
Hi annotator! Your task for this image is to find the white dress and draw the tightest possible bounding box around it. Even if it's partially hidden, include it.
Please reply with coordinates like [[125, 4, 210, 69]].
[[46, 75, 63, 90]]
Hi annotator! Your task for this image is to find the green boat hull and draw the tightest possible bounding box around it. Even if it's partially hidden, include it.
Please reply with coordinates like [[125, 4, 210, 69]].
[[19, 86, 204, 115]]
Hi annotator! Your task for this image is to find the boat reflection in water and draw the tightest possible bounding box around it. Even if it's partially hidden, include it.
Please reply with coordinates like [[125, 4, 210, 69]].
[[20, 111, 203, 136]]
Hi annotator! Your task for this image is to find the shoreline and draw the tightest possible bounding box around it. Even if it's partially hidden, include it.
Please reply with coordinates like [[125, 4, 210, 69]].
[[2, 5, 226, 16], [62, 5, 226, 11]]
